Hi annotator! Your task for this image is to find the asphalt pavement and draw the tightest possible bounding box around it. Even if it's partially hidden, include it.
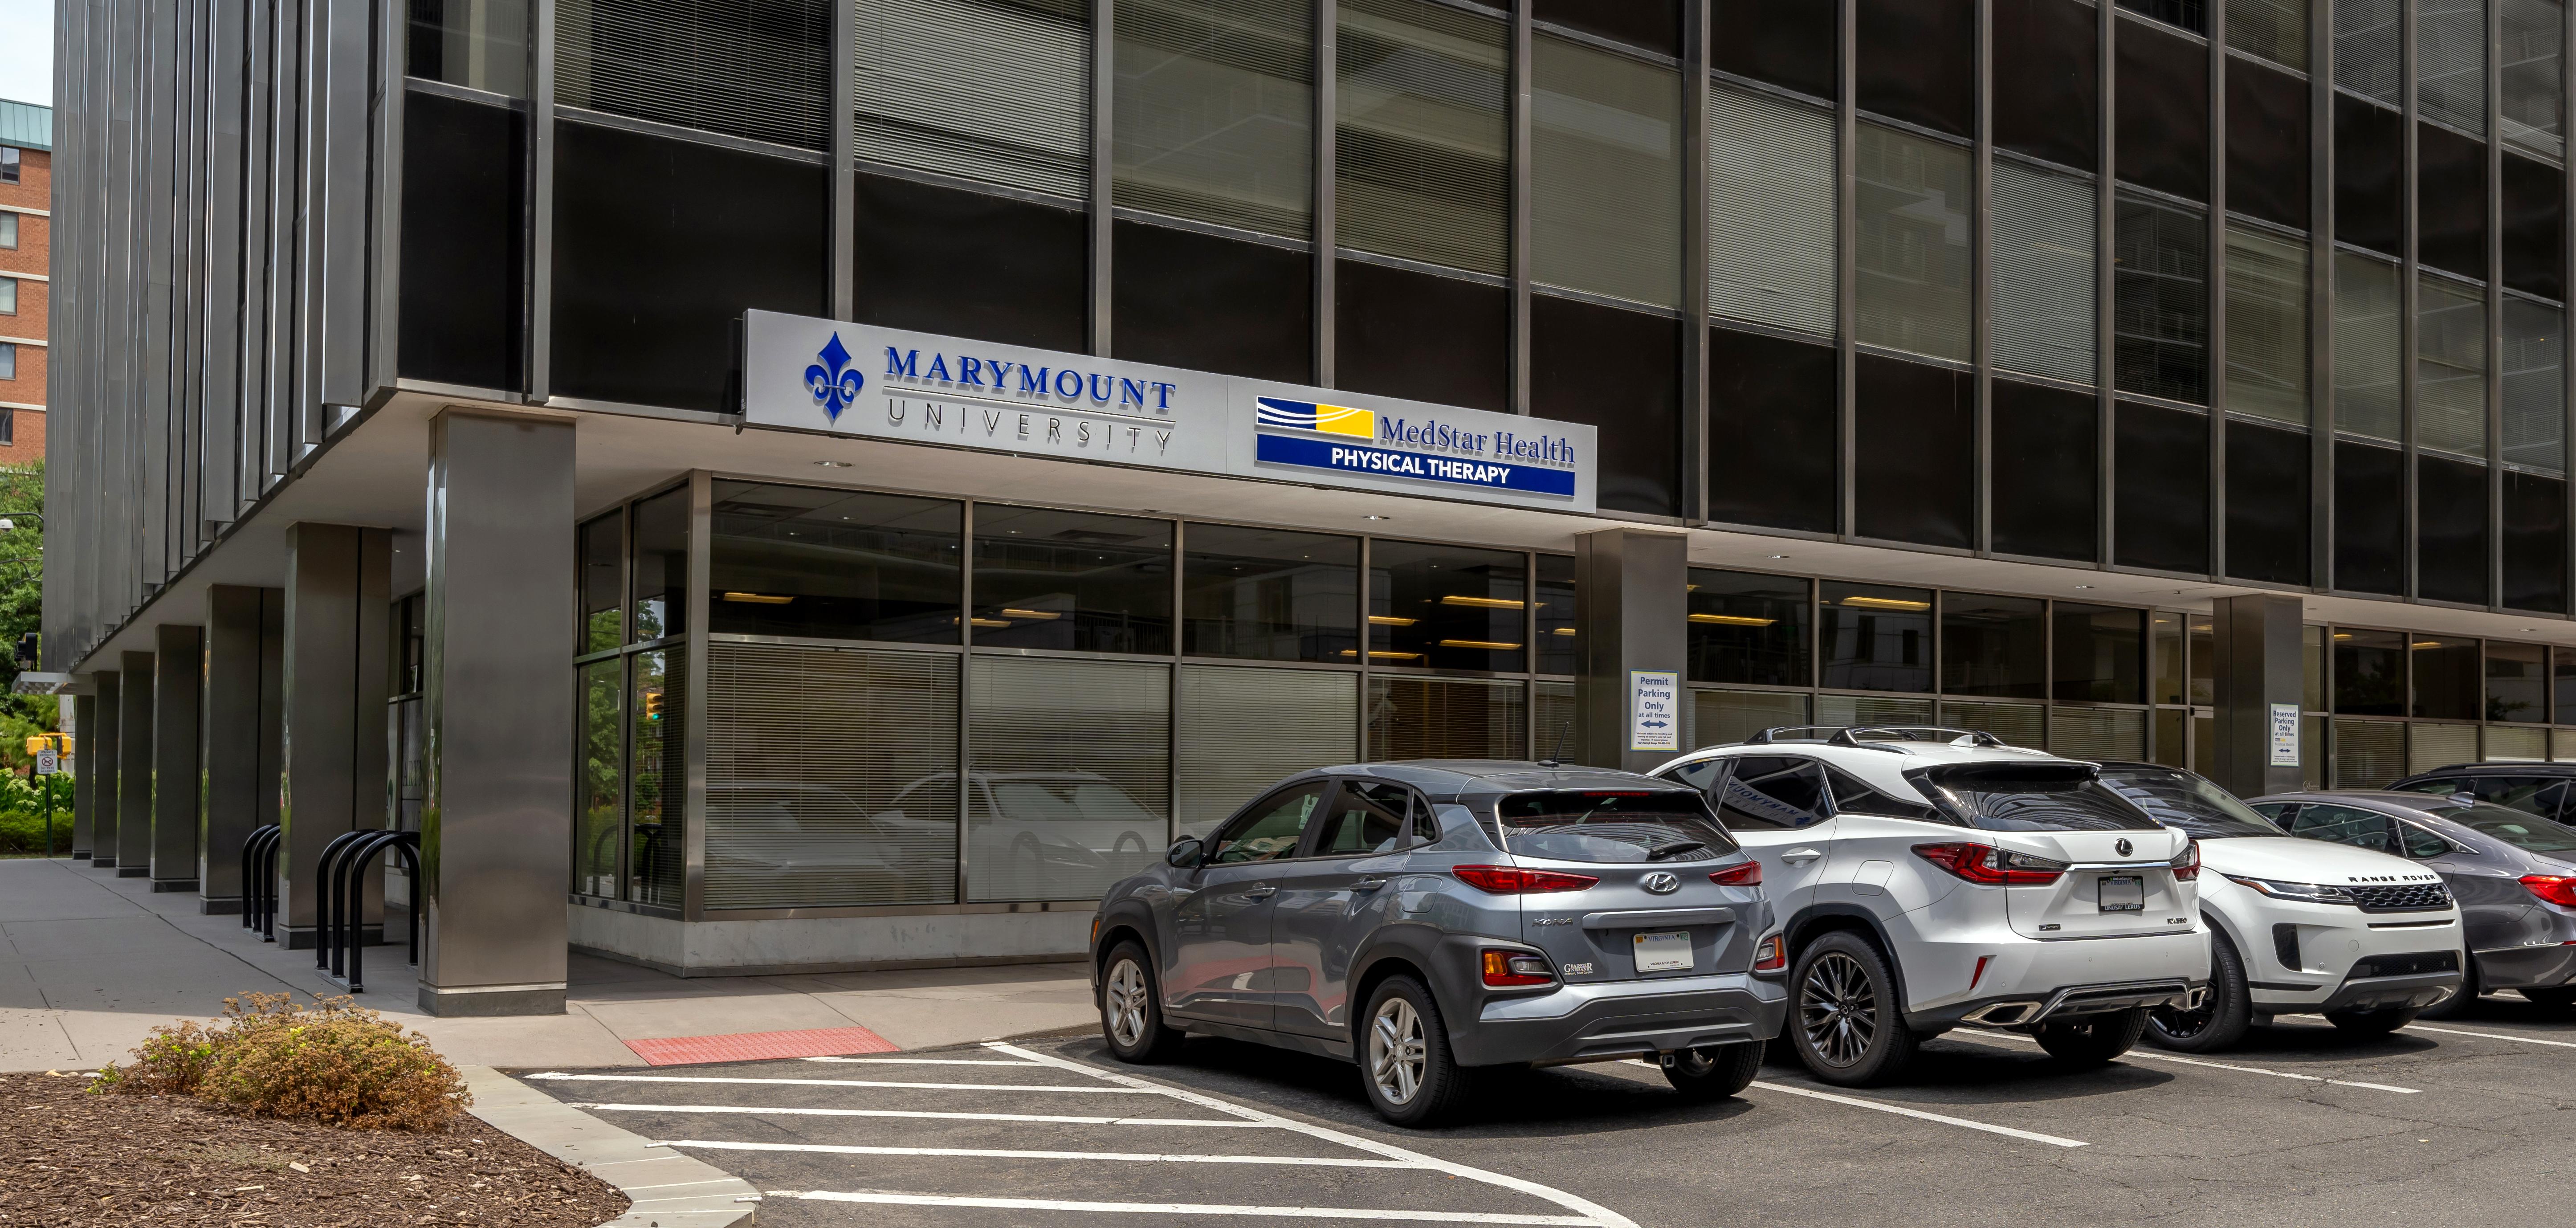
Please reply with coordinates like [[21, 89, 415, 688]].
[[519, 993, 2576, 1228]]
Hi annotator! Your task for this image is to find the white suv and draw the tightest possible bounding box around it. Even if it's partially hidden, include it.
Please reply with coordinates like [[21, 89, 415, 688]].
[[1651, 727, 2209, 1085]]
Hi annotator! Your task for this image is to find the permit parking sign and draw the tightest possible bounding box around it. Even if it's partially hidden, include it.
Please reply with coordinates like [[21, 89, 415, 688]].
[[1630, 670, 1680, 753]]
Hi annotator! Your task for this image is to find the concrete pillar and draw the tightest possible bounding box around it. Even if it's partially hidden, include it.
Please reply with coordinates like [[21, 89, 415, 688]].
[[116, 653, 154, 877], [1573, 528, 1690, 775], [198, 586, 285, 912], [86, 673, 118, 865], [2210, 594, 2307, 800], [71, 688, 97, 858], [151, 626, 203, 890], [278, 523, 392, 948], [418, 411, 575, 1016]]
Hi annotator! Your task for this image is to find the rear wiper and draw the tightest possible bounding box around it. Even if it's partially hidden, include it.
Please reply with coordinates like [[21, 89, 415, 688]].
[[1645, 840, 1710, 861]]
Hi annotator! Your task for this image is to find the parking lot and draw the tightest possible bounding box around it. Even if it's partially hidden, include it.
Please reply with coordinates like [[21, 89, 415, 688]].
[[522, 995, 2576, 1228]]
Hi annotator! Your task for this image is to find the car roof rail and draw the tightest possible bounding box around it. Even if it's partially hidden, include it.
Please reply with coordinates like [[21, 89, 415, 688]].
[[1834, 725, 2007, 749], [1743, 726, 1844, 745]]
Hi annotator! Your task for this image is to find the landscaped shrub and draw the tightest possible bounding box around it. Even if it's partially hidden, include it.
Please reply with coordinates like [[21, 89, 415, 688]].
[[0, 774, 73, 854], [93, 993, 472, 1131]]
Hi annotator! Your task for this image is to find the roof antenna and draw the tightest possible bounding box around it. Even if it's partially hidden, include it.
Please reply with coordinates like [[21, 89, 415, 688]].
[[1536, 721, 1572, 769]]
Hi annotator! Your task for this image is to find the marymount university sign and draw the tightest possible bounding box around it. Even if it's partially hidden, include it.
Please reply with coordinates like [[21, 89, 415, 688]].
[[740, 309, 1599, 514]]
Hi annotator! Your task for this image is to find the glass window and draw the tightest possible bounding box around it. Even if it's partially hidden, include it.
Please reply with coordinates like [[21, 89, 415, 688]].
[[1177, 665, 1357, 836], [1182, 524, 1359, 663], [2335, 441, 2408, 594], [1687, 569, 1811, 687], [579, 511, 623, 654], [1532, 34, 1682, 308], [2420, 454, 2494, 605], [969, 656, 1170, 898], [1536, 554, 1577, 676], [2333, 252, 2405, 442], [1855, 355, 1975, 548], [2096, 763, 2283, 836], [1992, 379, 2100, 561], [1713, 755, 1830, 830], [2334, 628, 2405, 714], [2230, 0, 2307, 67], [575, 659, 622, 897], [1857, 0, 1975, 137], [630, 486, 689, 642], [0, 148, 14, 183], [1856, 124, 1972, 362], [2303, 624, 2327, 710], [2504, 297, 2565, 473], [2225, 419, 2312, 585], [2419, 0, 2490, 136], [2152, 612, 2186, 705], [1993, 0, 2099, 169], [1993, 160, 2097, 385], [1493, 790, 1739, 863], [2558, 647, 2576, 721], [2503, 0, 2565, 158], [2285, 802, 2401, 852], [709, 483, 963, 643], [2336, 94, 2405, 254], [2229, 61, 2311, 231], [1908, 762, 2164, 831], [1368, 541, 1527, 672], [2503, 153, 2566, 302], [1336, 0, 1508, 276], [1534, 0, 1677, 53], [1113, 0, 1314, 238], [628, 649, 681, 906], [0, 344, 12, 382], [1821, 582, 1935, 694], [2116, 18, 2211, 201], [1315, 781, 1421, 855], [2113, 401, 2213, 574], [554, 0, 833, 150], [2418, 276, 2490, 457], [1366, 675, 1527, 759], [1209, 782, 1328, 863], [1708, 85, 1836, 338], [1941, 594, 2047, 699], [1714, 0, 1836, 99], [1533, 296, 1686, 517], [2337, 0, 2403, 104], [408, 0, 530, 95], [2055, 604, 2146, 703], [0, 278, 16, 315], [857, 0, 1089, 200], [973, 506, 1172, 654], [2505, 470, 2570, 613], [2122, 0, 2206, 30], [1692, 689, 1811, 747], [2412, 636, 2483, 719], [0, 213, 16, 248], [2490, 641, 2550, 722], [2418, 123, 2492, 279], [2051, 704, 2150, 759], [1337, 259, 1509, 412], [2114, 193, 2209, 404], [1113, 218, 1313, 383], [2433, 802, 2576, 852], [2224, 224, 2310, 425], [1709, 327, 1839, 533]]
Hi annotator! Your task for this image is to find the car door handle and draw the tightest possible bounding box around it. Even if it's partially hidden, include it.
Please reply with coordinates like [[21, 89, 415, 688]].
[[1242, 885, 1277, 899], [1781, 848, 1823, 864], [1353, 877, 1390, 891]]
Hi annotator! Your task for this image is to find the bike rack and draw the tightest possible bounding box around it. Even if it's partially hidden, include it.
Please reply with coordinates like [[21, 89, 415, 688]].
[[313, 830, 378, 974], [330, 831, 420, 993], [240, 824, 282, 942]]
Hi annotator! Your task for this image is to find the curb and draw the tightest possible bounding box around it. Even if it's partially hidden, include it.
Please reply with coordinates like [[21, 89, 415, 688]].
[[460, 1065, 758, 1227]]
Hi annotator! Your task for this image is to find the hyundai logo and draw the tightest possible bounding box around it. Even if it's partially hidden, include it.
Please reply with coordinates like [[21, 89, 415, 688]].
[[1642, 872, 1680, 895], [2115, 838, 2134, 857]]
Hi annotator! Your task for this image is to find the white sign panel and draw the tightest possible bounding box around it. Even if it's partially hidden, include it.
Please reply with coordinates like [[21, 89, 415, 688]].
[[741, 311, 1597, 514], [1630, 670, 1681, 753], [33, 749, 56, 776], [2268, 703, 2301, 767]]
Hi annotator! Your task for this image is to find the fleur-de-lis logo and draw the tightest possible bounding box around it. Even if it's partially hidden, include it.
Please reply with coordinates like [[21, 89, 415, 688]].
[[805, 333, 864, 422]]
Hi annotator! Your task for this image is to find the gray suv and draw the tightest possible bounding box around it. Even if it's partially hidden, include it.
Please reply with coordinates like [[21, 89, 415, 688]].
[[1090, 762, 1788, 1126]]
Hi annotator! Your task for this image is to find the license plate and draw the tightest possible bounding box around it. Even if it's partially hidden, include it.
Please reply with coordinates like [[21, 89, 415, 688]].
[[2098, 874, 2144, 913], [1633, 930, 1694, 973]]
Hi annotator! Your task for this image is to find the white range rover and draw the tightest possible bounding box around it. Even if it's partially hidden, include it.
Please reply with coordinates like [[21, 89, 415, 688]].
[[1652, 726, 2210, 1086]]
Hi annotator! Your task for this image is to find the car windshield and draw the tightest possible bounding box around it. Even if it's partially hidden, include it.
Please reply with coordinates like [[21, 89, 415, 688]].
[[988, 780, 1158, 825], [1492, 791, 1740, 864], [2094, 767, 2281, 838], [2425, 803, 2576, 854], [1903, 762, 2162, 832]]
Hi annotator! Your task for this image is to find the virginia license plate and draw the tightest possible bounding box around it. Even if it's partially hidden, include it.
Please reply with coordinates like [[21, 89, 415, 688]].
[[1633, 930, 1693, 973], [2098, 874, 2144, 913]]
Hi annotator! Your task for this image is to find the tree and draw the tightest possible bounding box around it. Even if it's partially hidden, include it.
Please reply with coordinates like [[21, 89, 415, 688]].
[[0, 460, 58, 770]]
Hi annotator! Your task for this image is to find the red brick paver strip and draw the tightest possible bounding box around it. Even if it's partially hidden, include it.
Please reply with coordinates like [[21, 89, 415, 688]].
[[623, 1025, 901, 1066]]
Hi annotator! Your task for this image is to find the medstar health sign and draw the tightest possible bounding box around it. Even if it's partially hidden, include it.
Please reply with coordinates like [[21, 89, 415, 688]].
[[740, 310, 1596, 514]]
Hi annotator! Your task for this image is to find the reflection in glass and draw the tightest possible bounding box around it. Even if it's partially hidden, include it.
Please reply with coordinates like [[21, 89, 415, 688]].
[[581, 512, 623, 654], [408, 0, 530, 95], [2224, 224, 2311, 425], [1336, 0, 1509, 276], [1178, 665, 1359, 836], [576, 659, 622, 897], [2417, 274, 2490, 456], [2503, 296, 2565, 473], [2334, 251, 2405, 442], [709, 483, 962, 642], [1694, 689, 1810, 747], [969, 656, 1170, 900], [631, 487, 689, 642], [1537, 555, 1577, 676], [973, 506, 1173, 653], [2189, 615, 2214, 706], [2115, 193, 2209, 404], [1369, 541, 1528, 672], [1367, 676, 1528, 759], [1113, 0, 1315, 237], [1182, 525, 1358, 661], [628, 649, 682, 906], [2152, 612, 2186, 705], [2055, 604, 2146, 703], [1687, 570, 1811, 686], [1820, 582, 1934, 694], [2488, 640, 2548, 723], [2556, 647, 2576, 725], [2411, 636, 2482, 720], [2334, 627, 2405, 714], [1532, 34, 1682, 307], [1941, 593, 2047, 699], [1856, 124, 1972, 362], [2502, 0, 2564, 158]]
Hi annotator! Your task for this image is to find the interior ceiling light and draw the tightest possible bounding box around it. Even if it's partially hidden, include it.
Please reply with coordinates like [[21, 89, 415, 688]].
[[1835, 596, 1931, 611], [998, 608, 1064, 620], [1340, 649, 1423, 660], [721, 592, 793, 604], [1438, 639, 1522, 650], [1687, 614, 1777, 627], [1440, 596, 1525, 609], [1367, 615, 1418, 626], [1552, 627, 1576, 635]]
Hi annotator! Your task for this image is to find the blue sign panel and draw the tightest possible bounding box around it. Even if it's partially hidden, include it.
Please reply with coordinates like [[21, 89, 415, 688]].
[[1253, 433, 1579, 497]]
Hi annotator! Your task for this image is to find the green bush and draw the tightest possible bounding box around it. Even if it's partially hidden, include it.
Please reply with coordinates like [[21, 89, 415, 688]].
[[0, 773, 72, 854], [94, 993, 472, 1131]]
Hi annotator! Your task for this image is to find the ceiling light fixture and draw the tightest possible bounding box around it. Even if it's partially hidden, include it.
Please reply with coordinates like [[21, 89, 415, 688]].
[[1687, 613, 1777, 627], [814, 460, 852, 467]]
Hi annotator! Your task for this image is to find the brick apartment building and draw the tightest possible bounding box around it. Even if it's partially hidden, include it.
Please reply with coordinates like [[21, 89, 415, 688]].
[[0, 99, 47, 462]]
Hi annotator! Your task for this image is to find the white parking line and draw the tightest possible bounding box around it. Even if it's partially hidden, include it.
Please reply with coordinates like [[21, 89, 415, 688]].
[[804, 1056, 1048, 1066], [2276, 1014, 2576, 1050], [1950, 1028, 2422, 1093], [768, 1189, 1603, 1224], [1743, 1080, 2089, 1148], [573, 1102, 1269, 1127], [659, 1138, 1421, 1168], [525, 1071, 1145, 1094]]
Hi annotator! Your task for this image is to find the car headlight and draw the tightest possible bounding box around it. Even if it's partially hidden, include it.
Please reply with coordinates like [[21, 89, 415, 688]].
[[2224, 874, 2357, 905]]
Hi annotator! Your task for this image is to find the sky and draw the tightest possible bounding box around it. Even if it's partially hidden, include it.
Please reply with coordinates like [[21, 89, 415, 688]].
[[0, 0, 51, 109]]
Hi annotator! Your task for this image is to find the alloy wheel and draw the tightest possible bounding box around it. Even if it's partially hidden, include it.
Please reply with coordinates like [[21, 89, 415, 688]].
[[1800, 951, 1879, 1068], [1370, 997, 1428, 1106], [2150, 999, 2213, 1040], [1104, 958, 1149, 1048]]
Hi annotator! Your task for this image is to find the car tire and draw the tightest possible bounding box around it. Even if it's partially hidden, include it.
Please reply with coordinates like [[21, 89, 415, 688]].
[[2323, 1007, 2419, 1035], [1662, 1041, 1764, 1102], [2033, 1007, 2150, 1065], [2418, 955, 2482, 1020], [2520, 987, 2576, 1009], [1786, 932, 1917, 1087], [2144, 930, 2252, 1053], [1358, 975, 1471, 1127], [1097, 942, 1185, 1064]]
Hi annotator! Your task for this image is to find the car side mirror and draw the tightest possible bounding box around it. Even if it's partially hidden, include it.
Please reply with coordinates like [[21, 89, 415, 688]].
[[1166, 837, 1204, 868], [2450, 791, 2476, 806]]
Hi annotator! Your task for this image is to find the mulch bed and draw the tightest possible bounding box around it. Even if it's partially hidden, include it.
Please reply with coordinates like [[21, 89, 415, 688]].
[[0, 1071, 632, 1227]]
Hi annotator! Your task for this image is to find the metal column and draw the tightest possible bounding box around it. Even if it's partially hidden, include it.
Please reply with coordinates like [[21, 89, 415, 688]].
[[1573, 528, 1691, 774], [117, 653, 156, 877], [151, 626, 203, 889], [71, 689, 98, 859], [417, 411, 576, 1017], [2209, 594, 2307, 799], [88, 673, 121, 866], [278, 523, 392, 948], [198, 586, 282, 912]]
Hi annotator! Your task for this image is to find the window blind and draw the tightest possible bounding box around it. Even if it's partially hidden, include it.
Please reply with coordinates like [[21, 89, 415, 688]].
[[2227, 0, 2307, 70], [1939, 700, 2046, 749], [703, 644, 961, 910], [1533, 681, 1576, 758], [855, 0, 1089, 200], [2416, 273, 2490, 457], [1690, 689, 1810, 750], [1992, 159, 2096, 384], [2488, 724, 2548, 759], [1366, 676, 1527, 760], [2331, 718, 2405, 787], [1856, 123, 1972, 362], [1814, 694, 1935, 729], [2332, 251, 2404, 442], [1532, 33, 1683, 309], [2048, 706, 2148, 760], [968, 655, 1170, 902], [2418, 0, 2490, 135], [2409, 722, 2482, 773], [1708, 84, 1835, 337], [2335, 0, 2402, 105], [2223, 223, 2311, 426], [2503, 295, 2565, 473], [1176, 665, 1357, 837], [1113, 0, 1315, 238], [1336, 0, 1509, 276], [2503, 0, 2566, 158], [556, 0, 833, 151]]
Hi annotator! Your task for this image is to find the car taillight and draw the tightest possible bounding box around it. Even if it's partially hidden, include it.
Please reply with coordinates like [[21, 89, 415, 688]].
[[1482, 950, 1555, 987], [1912, 842, 2069, 885], [2521, 875, 2576, 908], [1751, 934, 1786, 972], [1709, 861, 1763, 887], [1451, 865, 1600, 894], [2170, 841, 2201, 882]]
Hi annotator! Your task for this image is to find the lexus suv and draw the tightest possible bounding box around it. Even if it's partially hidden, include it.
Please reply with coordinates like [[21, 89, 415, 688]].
[[2091, 763, 2462, 1050], [1651, 727, 2209, 1086], [1088, 762, 1787, 1126]]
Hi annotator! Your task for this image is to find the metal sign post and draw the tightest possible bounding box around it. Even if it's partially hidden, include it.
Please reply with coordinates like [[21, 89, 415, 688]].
[[30, 735, 61, 858]]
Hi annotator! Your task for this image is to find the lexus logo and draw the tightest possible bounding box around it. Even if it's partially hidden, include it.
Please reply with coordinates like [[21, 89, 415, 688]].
[[1642, 872, 1680, 895], [2115, 838, 2134, 857]]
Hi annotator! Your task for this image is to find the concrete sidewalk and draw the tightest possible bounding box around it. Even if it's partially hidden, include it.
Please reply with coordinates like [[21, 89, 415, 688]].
[[0, 857, 1096, 1072]]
